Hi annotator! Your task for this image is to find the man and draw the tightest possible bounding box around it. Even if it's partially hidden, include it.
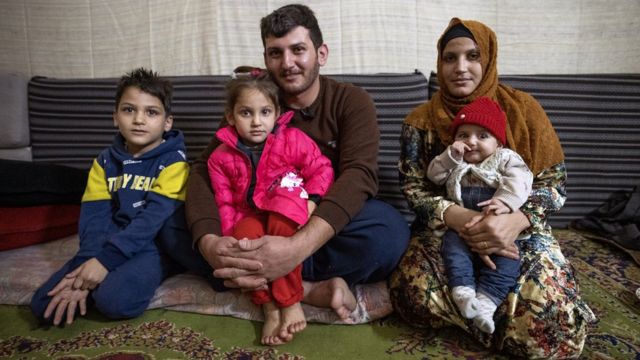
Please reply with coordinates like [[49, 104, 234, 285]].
[[163, 3, 409, 342]]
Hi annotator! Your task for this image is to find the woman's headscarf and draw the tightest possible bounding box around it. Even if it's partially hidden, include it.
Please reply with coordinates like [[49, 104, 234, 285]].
[[405, 18, 564, 175]]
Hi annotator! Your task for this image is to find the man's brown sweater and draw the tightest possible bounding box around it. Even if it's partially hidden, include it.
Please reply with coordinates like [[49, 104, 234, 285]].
[[186, 75, 380, 242]]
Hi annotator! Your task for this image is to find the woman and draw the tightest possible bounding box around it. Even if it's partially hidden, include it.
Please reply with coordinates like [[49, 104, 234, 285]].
[[389, 18, 595, 358]]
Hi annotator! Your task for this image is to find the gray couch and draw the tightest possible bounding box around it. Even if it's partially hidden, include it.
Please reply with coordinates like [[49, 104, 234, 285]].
[[1, 71, 639, 228]]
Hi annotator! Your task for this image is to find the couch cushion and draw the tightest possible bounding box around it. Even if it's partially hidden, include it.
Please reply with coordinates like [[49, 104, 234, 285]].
[[428, 72, 640, 228], [329, 72, 428, 222], [0, 72, 30, 160], [0, 147, 31, 162], [0, 159, 87, 206], [28, 72, 429, 222], [27, 75, 235, 168], [0, 204, 80, 251]]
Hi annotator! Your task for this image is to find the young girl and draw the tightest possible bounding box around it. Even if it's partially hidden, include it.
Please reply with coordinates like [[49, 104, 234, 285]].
[[207, 66, 334, 345], [426, 97, 533, 333]]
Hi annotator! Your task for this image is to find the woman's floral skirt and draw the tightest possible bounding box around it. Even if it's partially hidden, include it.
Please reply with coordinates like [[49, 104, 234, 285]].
[[389, 229, 596, 359]]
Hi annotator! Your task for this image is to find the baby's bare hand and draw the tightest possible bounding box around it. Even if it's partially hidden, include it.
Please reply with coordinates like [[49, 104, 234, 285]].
[[450, 141, 470, 160], [478, 199, 511, 215]]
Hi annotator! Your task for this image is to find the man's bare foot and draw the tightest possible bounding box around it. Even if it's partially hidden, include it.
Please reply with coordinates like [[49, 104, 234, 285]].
[[261, 302, 283, 346], [278, 302, 307, 341], [303, 277, 357, 322]]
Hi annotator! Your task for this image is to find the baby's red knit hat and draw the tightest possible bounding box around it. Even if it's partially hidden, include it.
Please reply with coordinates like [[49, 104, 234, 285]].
[[450, 97, 506, 145]]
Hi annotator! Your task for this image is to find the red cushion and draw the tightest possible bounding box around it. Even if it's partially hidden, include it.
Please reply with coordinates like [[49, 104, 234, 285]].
[[0, 204, 80, 251]]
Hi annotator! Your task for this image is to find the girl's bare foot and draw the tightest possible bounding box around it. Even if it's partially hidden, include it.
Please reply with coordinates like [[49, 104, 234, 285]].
[[261, 302, 283, 346], [278, 302, 307, 341], [303, 277, 357, 322]]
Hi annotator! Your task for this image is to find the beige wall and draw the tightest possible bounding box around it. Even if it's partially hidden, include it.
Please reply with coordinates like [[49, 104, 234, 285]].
[[1, 0, 639, 78]]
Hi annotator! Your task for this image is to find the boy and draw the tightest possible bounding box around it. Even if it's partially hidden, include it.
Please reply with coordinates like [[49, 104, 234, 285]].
[[31, 68, 189, 326], [427, 96, 533, 333]]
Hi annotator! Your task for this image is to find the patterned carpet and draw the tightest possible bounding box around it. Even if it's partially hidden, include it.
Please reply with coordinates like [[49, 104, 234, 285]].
[[1, 230, 639, 360]]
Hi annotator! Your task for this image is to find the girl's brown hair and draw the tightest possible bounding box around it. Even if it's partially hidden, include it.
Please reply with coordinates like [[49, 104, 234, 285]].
[[225, 66, 280, 116]]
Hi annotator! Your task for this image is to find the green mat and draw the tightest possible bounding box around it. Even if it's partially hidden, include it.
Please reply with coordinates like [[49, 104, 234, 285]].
[[1, 230, 639, 359], [1, 306, 436, 359]]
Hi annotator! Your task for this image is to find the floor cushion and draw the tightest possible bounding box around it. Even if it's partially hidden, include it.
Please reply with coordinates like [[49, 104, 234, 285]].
[[0, 204, 80, 251]]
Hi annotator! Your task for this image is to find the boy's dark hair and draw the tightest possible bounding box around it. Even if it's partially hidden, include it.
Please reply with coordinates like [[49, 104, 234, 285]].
[[260, 4, 323, 50], [115, 68, 173, 115], [225, 66, 280, 117]]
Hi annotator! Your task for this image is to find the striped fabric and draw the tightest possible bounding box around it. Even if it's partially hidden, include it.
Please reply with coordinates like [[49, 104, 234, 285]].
[[329, 72, 429, 223], [28, 72, 429, 222], [428, 72, 640, 228], [28, 75, 228, 169], [31, 72, 638, 228]]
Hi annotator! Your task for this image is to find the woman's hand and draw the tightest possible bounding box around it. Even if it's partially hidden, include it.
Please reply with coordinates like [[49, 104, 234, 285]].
[[443, 204, 481, 234], [459, 211, 529, 260]]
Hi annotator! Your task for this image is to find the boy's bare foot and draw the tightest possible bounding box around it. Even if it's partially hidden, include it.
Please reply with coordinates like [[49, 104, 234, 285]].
[[303, 277, 357, 322], [278, 302, 307, 341], [261, 302, 283, 346]]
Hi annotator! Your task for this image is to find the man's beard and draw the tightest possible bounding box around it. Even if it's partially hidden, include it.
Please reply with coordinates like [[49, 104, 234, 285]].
[[276, 62, 320, 97]]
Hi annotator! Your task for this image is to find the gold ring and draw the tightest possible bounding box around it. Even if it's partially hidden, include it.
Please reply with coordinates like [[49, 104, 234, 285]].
[[482, 241, 488, 249]]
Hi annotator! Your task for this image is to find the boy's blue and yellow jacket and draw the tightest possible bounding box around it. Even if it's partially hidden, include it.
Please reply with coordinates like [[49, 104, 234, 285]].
[[76, 130, 189, 271]]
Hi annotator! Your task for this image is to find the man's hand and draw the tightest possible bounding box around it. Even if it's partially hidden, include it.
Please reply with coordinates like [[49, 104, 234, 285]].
[[198, 233, 265, 289], [216, 234, 305, 288], [213, 234, 306, 290], [72, 258, 108, 290], [44, 285, 89, 326], [210, 216, 333, 291]]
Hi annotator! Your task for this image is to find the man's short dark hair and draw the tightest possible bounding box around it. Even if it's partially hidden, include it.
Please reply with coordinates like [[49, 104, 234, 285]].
[[115, 67, 173, 115], [260, 4, 324, 49]]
